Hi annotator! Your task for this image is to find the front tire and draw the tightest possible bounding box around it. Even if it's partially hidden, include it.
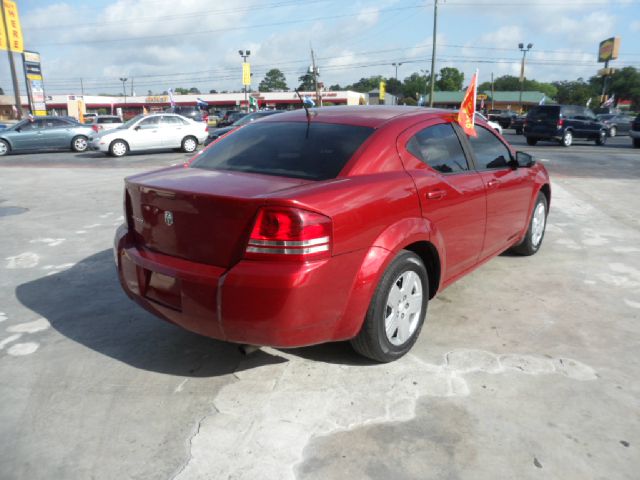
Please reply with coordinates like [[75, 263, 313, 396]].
[[351, 250, 428, 363], [0, 139, 9, 156], [562, 130, 573, 147], [71, 135, 88, 152], [634, 138, 640, 148], [526, 137, 537, 146], [511, 192, 548, 256], [181, 136, 198, 153], [595, 130, 607, 146], [109, 139, 128, 157]]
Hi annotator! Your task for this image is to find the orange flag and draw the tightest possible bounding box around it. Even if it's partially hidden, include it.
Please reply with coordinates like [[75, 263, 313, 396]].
[[457, 69, 478, 137]]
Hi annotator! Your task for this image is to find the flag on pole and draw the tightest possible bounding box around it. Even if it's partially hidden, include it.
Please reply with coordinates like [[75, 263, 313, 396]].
[[602, 94, 615, 107], [457, 69, 478, 137], [196, 97, 208, 108], [168, 88, 176, 108], [249, 96, 258, 110], [303, 96, 315, 107], [539, 94, 546, 105], [586, 97, 592, 107]]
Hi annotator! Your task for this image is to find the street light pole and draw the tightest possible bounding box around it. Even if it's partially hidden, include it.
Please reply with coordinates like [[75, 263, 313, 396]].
[[392, 62, 403, 105], [428, 0, 438, 107], [518, 43, 533, 113], [239, 50, 251, 113], [119, 77, 127, 118]]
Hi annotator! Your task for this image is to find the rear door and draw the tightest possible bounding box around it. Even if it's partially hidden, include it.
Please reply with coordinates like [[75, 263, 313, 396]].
[[41, 118, 73, 148], [160, 115, 186, 147], [397, 120, 486, 283], [464, 125, 534, 259]]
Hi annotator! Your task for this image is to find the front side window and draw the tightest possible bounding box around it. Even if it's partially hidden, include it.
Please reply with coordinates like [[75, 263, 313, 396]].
[[191, 121, 374, 180], [468, 126, 512, 170], [406, 123, 469, 174], [138, 117, 159, 128]]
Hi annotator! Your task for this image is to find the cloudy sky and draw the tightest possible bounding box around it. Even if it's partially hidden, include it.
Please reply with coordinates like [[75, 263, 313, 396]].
[[2, 0, 639, 96]]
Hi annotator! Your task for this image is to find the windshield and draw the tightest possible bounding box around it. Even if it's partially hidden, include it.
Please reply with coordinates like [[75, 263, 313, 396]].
[[191, 121, 374, 180], [527, 107, 560, 121], [597, 114, 614, 120], [119, 114, 145, 129]]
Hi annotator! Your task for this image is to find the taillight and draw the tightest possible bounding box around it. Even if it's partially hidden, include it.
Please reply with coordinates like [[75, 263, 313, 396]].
[[92, 125, 99, 132], [557, 118, 564, 128], [245, 207, 332, 261]]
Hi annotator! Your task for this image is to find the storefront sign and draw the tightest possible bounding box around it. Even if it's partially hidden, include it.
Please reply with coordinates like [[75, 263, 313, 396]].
[[0, 0, 24, 52]]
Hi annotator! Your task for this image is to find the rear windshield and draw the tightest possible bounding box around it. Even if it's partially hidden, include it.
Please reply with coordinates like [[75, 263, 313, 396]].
[[527, 107, 560, 121], [97, 117, 121, 124], [191, 121, 374, 180]]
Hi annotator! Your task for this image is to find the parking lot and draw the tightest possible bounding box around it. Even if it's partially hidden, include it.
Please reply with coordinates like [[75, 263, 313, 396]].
[[1, 133, 638, 479]]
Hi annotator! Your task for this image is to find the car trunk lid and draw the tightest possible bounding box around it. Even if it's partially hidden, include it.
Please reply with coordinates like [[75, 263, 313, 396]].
[[125, 167, 313, 267]]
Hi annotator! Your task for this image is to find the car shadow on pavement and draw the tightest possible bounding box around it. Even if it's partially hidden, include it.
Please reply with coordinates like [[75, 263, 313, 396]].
[[15, 249, 286, 377]]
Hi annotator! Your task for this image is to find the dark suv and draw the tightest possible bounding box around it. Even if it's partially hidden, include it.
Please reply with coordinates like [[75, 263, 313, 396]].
[[631, 114, 640, 148], [524, 105, 607, 147]]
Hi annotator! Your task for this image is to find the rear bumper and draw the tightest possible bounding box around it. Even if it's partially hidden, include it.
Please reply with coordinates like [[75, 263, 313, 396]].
[[114, 225, 370, 347]]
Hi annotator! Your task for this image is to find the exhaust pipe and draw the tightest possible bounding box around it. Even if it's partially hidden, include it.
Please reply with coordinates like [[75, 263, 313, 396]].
[[239, 344, 260, 356]]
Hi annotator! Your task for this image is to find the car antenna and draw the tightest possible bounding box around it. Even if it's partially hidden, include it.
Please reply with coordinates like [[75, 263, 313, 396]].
[[295, 88, 312, 128]]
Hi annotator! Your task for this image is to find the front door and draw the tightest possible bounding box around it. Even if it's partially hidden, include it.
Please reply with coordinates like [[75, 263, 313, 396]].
[[464, 125, 534, 259], [397, 120, 487, 283], [129, 116, 161, 150]]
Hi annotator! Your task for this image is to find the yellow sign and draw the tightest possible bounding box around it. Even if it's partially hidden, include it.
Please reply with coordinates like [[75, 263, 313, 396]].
[[598, 37, 620, 63], [379, 81, 386, 101], [242, 63, 251, 86], [477, 94, 488, 100], [145, 95, 169, 103], [0, 0, 24, 52]]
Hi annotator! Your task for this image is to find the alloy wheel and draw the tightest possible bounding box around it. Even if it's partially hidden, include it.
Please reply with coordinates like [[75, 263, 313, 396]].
[[384, 271, 423, 346]]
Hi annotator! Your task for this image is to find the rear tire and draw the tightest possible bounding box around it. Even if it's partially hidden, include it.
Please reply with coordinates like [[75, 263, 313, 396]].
[[71, 135, 88, 152], [526, 137, 537, 146], [0, 139, 9, 156], [351, 250, 428, 363], [109, 139, 128, 157], [634, 138, 640, 148], [181, 136, 198, 153], [562, 130, 573, 147], [511, 192, 548, 256]]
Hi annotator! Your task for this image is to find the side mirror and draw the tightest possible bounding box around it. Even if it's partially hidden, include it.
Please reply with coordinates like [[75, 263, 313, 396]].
[[516, 151, 535, 168], [15, 126, 21, 132], [134, 125, 141, 131]]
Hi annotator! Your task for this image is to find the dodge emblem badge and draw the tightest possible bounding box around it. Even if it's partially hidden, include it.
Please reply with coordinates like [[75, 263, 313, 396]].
[[164, 211, 174, 226]]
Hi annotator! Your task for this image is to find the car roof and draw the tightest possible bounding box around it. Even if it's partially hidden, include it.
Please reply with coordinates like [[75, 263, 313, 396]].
[[260, 105, 455, 128]]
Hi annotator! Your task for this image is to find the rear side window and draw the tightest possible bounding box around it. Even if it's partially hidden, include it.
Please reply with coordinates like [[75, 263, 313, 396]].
[[191, 122, 374, 180], [98, 117, 121, 124], [527, 107, 560, 121], [406, 123, 469, 174], [468, 126, 512, 170]]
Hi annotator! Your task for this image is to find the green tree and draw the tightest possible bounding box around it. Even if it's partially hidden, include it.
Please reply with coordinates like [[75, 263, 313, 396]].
[[551, 79, 597, 105], [258, 68, 288, 92], [385, 77, 402, 96], [436, 67, 464, 91], [478, 75, 557, 99], [298, 73, 315, 91], [188, 87, 201, 94], [608, 67, 640, 109], [328, 84, 342, 91], [344, 76, 384, 93], [401, 72, 429, 100]]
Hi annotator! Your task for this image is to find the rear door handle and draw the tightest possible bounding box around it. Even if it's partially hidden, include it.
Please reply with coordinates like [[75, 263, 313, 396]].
[[427, 190, 446, 200], [487, 179, 500, 188]]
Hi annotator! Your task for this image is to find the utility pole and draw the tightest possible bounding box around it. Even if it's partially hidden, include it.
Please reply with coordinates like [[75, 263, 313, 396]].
[[428, 0, 438, 107], [80, 78, 84, 96], [131, 77, 134, 96], [1, 1, 22, 119], [120, 77, 127, 113], [239, 50, 250, 113], [311, 47, 321, 107]]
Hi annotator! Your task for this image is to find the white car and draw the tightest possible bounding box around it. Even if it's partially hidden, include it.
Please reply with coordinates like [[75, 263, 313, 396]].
[[85, 115, 123, 132], [476, 112, 503, 135], [89, 113, 208, 157]]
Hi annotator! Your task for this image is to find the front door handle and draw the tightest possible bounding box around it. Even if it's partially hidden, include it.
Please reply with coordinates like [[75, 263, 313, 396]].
[[427, 190, 446, 200], [487, 179, 500, 188]]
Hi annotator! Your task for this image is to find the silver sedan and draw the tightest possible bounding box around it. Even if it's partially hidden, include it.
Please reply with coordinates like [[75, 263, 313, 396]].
[[89, 113, 208, 157]]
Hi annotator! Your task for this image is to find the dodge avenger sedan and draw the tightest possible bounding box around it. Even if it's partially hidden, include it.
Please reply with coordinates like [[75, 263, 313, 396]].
[[114, 106, 550, 362]]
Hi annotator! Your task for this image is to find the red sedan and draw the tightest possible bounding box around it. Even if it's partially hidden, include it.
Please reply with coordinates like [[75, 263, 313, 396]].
[[114, 106, 550, 362]]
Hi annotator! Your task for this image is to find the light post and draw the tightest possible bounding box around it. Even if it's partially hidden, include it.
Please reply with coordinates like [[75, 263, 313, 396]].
[[119, 77, 127, 117], [392, 62, 403, 105], [238, 49, 250, 112], [518, 43, 533, 113]]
